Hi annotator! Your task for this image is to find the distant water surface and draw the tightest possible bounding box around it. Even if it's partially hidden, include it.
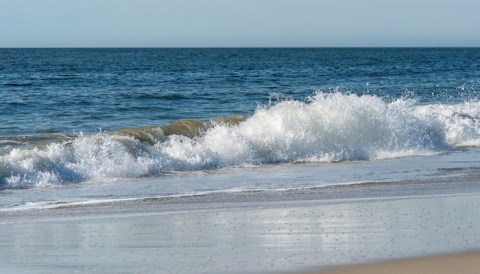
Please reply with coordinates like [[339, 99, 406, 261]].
[[1, 48, 479, 135]]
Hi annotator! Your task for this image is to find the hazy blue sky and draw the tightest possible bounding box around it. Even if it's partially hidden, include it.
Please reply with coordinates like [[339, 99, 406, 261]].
[[1, 0, 479, 47]]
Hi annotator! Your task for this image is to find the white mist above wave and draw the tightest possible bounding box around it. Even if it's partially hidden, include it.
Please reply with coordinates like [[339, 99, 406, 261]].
[[1, 92, 480, 189]]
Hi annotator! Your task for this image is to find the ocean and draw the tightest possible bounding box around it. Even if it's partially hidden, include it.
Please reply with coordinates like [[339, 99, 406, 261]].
[[1, 48, 480, 211]]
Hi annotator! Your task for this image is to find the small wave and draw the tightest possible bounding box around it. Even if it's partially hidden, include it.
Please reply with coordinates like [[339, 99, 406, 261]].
[[1, 92, 480, 189], [120, 92, 191, 100], [0, 199, 139, 212], [44, 74, 81, 81], [110, 116, 246, 144], [0, 183, 376, 212], [136, 93, 190, 100], [0, 134, 72, 149], [3, 82, 33, 87], [0, 180, 424, 212]]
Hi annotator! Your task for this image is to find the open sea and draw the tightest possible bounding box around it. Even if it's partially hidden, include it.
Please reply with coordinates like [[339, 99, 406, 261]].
[[1, 48, 480, 210]]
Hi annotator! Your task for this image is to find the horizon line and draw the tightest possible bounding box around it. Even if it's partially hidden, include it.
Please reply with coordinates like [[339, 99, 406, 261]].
[[1, 46, 480, 49]]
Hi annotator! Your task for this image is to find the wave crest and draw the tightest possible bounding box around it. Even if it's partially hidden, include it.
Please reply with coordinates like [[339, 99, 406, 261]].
[[1, 92, 480, 188]]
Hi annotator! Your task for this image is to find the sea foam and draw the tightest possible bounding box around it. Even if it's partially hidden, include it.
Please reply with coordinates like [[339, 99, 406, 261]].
[[1, 92, 479, 188]]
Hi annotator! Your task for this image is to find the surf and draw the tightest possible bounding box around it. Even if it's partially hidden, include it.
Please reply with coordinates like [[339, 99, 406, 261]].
[[1, 92, 479, 189]]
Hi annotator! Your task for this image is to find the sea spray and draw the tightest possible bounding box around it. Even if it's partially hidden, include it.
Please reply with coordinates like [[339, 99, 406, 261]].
[[1, 93, 480, 189]]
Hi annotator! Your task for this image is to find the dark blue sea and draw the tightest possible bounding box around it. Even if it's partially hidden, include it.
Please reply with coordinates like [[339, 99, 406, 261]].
[[1, 48, 480, 209]]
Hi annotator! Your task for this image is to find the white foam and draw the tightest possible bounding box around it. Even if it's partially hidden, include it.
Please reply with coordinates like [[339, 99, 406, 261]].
[[1, 92, 480, 188]]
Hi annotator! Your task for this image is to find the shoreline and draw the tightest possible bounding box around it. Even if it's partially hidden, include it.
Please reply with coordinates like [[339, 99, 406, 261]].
[[3, 166, 480, 213]]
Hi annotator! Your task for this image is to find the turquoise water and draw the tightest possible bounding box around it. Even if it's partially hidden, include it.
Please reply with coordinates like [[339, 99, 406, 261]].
[[1, 48, 480, 208]]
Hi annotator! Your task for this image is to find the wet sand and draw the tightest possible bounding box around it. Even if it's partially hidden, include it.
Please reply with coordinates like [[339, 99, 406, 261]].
[[1, 184, 480, 273], [310, 251, 480, 274]]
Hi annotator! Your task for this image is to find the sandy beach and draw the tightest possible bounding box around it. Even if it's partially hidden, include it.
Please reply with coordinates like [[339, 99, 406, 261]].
[[1, 180, 480, 273], [311, 251, 480, 274]]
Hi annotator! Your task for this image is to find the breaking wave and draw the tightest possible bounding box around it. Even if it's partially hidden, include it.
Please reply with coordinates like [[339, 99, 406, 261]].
[[1, 92, 480, 189]]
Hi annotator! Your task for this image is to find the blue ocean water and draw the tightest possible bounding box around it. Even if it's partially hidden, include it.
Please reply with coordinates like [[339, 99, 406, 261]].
[[1, 48, 480, 209], [2, 48, 479, 136]]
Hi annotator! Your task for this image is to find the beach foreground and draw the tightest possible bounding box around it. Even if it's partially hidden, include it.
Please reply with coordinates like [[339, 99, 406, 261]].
[[1, 179, 480, 274], [311, 251, 480, 274]]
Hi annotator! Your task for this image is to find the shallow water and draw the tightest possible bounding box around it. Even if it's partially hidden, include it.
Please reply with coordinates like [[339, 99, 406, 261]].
[[1, 149, 479, 211]]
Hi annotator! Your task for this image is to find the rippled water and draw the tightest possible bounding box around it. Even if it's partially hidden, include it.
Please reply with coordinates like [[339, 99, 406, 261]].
[[2, 48, 479, 135]]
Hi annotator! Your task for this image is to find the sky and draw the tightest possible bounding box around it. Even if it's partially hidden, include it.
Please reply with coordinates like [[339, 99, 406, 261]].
[[1, 0, 479, 47]]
